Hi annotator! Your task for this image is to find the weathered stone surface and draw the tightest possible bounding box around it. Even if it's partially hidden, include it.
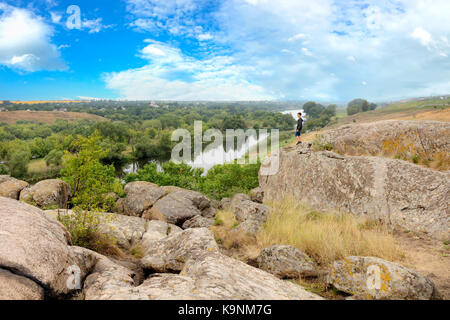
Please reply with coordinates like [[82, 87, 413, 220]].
[[141, 228, 219, 272], [84, 252, 323, 300], [327, 256, 441, 300], [45, 209, 147, 250], [250, 187, 264, 203], [234, 200, 269, 223], [230, 200, 270, 236], [19, 179, 71, 209], [260, 146, 450, 240], [219, 197, 231, 210], [230, 193, 251, 211], [144, 190, 214, 225], [0, 177, 29, 200], [78, 247, 138, 300], [257, 245, 317, 279], [0, 268, 44, 300], [319, 120, 450, 158], [178, 252, 323, 300], [99, 214, 147, 250], [141, 220, 182, 251], [117, 181, 166, 217], [182, 215, 214, 229], [0, 197, 79, 296]]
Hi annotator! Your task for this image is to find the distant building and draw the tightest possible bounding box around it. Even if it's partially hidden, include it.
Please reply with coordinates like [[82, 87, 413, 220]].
[[0, 107, 7, 112], [58, 107, 68, 112]]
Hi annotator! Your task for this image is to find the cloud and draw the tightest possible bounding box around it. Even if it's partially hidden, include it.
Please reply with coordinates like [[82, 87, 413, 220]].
[[103, 40, 272, 100], [82, 18, 112, 34], [0, 3, 66, 72], [120, 0, 450, 101]]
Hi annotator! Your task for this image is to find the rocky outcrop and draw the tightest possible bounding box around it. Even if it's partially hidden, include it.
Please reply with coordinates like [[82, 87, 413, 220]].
[[231, 200, 270, 236], [229, 193, 251, 211], [0, 176, 29, 200], [84, 251, 322, 300], [45, 209, 147, 250], [219, 197, 231, 210], [327, 256, 441, 300], [250, 187, 264, 203], [182, 215, 214, 229], [0, 197, 86, 297], [257, 245, 317, 279], [141, 220, 182, 251], [117, 181, 166, 217], [144, 189, 216, 225], [0, 268, 44, 300], [141, 228, 218, 273], [260, 145, 450, 240], [118, 182, 216, 226], [19, 179, 71, 209], [318, 120, 450, 158]]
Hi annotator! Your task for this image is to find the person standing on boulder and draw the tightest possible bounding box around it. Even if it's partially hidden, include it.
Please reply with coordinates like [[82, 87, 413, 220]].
[[296, 112, 303, 145]]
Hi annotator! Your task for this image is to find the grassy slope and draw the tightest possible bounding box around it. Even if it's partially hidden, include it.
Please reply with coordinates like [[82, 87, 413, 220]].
[[0, 111, 106, 124]]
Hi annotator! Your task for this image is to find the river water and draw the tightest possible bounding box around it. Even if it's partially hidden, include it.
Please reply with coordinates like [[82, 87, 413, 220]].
[[122, 109, 304, 176]]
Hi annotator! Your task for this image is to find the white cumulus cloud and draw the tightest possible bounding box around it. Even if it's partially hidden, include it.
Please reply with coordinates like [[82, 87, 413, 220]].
[[0, 3, 66, 72]]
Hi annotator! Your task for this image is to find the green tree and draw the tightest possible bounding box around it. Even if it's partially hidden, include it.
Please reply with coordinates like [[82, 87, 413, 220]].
[[44, 149, 64, 167], [6, 150, 30, 178]]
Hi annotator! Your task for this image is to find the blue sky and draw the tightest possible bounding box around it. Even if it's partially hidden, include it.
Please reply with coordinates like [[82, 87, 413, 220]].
[[1, 0, 450, 102]]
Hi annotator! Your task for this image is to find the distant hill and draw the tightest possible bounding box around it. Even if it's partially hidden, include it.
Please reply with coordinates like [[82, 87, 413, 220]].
[[334, 97, 450, 126], [0, 111, 107, 124]]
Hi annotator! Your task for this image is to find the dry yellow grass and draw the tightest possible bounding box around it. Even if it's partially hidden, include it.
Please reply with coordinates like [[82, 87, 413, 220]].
[[258, 198, 403, 266], [0, 111, 106, 124], [211, 197, 403, 267]]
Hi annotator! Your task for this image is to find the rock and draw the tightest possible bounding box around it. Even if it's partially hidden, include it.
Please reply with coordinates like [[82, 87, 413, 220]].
[[259, 146, 450, 240], [117, 181, 166, 217], [45, 209, 147, 250], [210, 199, 220, 209], [0, 197, 82, 296], [0, 268, 44, 300], [141, 228, 219, 272], [19, 179, 71, 209], [319, 120, 450, 158], [182, 215, 214, 229], [257, 245, 317, 279], [141, 220, 182, 251], [234, 200, 269, 223], [144, 190, 214, 225], [178, 252, 323, 299], [98, 214, 147, 250], [78, 247, 138, 300], [219, 197, 231, 210], [84, 252, 323, 300], [231, 200, 270, 236], [327, 256, 441, 300], [230, 193, 251, 211], [250, 187, 264, 203], [0, 177, 29, 200]]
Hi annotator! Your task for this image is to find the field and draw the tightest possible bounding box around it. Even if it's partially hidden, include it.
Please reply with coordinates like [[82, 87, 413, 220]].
[[9, 100, 89, 104], [333, 98, 450, 126], [0, 111, 106, 124]]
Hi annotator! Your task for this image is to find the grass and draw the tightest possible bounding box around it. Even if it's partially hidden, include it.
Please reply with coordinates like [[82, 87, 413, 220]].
[[212, 197, 403, 268], [0, 110, 106, 124]]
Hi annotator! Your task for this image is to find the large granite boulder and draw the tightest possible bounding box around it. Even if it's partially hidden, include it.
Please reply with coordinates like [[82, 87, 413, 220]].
[[84, 252, 322, 300], [144, 189, 216, 225], [229, 193, 251, 211], [182, 215, 214, 229], [257, 245, 317, 279], [117, 181, 166, 217], [0, 197, 84, 297], [45, 209, 147, 250], [0, 176, 29, 200], [141, 227, 219, 273], [319, 120, 450, 158], [230, 200, 270, 236], [250, 187, 264, 203], [0, 268, 44, 300], [141, 220, 182, 251], [327, 256, 441, 300], [19, 179, 71, 209], [260, 145, 450, 240]]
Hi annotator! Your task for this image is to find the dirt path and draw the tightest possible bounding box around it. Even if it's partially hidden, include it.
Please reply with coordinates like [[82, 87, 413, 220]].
[[394, 232, 450, 299]]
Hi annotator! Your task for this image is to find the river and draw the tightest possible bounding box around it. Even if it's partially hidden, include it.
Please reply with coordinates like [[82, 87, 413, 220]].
[[121, 109, 304, 176]]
